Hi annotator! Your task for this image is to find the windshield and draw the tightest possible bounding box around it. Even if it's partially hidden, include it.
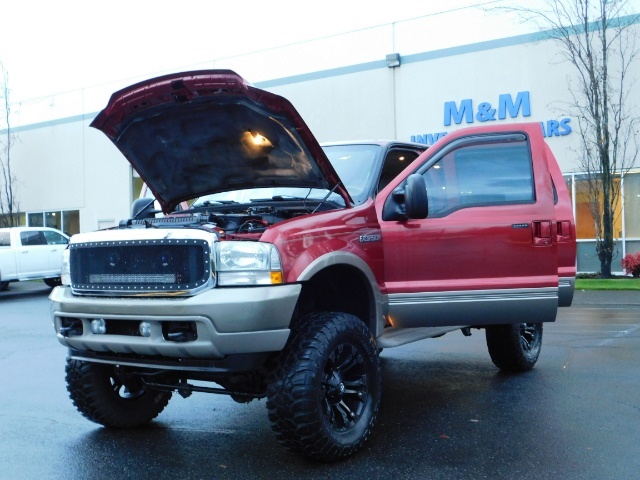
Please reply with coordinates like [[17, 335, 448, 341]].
[[191, 144, 381, 208]]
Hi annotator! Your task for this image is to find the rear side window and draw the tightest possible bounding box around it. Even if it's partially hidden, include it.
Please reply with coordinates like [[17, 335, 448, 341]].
[[20, 230, 48, 246], [422, 137, 534, 217]]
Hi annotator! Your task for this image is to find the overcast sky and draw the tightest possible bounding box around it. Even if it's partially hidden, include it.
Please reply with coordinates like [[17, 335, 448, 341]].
[[1, 0, 509, 104]]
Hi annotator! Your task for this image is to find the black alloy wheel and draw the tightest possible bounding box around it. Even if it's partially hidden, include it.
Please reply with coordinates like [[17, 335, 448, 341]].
[[267, 312, 381, 462], [486, 322, 543, 372]]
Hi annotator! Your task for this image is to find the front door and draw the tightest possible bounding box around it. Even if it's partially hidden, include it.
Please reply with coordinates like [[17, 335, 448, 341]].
[[377, 126, 558, 328]]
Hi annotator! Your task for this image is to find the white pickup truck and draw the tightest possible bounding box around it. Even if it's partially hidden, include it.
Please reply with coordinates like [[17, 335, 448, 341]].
[[0, 227, 69, 291]]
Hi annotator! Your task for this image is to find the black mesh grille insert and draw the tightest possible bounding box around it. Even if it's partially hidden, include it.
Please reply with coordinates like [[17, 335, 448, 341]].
[[70, 239, 211, 294]]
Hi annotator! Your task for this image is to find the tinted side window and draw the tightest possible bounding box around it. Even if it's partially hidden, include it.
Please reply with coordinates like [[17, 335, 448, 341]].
[[43, 231, 68, 245], [20, 230, 47, 246], [423, 139, 534, 217]]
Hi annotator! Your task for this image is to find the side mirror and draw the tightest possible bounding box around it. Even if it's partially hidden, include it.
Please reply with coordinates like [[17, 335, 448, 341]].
[[404, 174, 428, 219], [131, 198, 156, 219]]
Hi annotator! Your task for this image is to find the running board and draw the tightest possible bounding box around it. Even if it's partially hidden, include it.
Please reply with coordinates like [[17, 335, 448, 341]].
[[377, 325, 467, 348]]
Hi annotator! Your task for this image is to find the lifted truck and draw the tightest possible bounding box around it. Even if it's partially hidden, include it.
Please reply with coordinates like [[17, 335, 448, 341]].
[[50, 70, 576, 462]]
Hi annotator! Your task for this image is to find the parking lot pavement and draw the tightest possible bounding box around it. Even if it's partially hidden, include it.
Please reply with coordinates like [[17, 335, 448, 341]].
[[0, 280, 52, 298]]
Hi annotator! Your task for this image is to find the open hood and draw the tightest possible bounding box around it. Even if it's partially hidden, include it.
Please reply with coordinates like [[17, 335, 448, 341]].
[[91, 70, 351, 213]]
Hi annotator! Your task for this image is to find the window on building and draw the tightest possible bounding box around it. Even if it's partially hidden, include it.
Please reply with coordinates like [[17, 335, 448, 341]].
[[0, 212, 25, 228], [26, 210, 80, 235], [27, 212, 44, 227], [62, 211, 80, 236], [624, 172, 640, 238], [45, 211, 61, 230], [574, 175, 623, 239], [132, 174, 144, 203]]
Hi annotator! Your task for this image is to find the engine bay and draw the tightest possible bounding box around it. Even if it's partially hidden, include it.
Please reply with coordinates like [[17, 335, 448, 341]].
[[123, 200, 341, 237]]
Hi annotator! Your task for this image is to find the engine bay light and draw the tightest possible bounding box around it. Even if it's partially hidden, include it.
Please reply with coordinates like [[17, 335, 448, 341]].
[[90, 318, 107, 335], [139, 322, 152, 337]]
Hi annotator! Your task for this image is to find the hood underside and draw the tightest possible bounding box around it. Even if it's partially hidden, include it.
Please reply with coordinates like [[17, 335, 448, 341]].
[[91, 70, 349, 213]]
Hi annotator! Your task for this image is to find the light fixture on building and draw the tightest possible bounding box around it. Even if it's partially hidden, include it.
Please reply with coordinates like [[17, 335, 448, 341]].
[[386, 53, 401, 68]]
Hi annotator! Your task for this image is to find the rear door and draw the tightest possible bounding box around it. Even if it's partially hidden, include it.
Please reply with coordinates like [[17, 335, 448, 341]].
[[377, 124, 558, 328]]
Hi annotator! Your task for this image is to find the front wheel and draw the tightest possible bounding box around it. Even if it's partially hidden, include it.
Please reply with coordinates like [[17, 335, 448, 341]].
[[485, 323, 543, 372], [267, 312, 381, 462], [0, 281, 9, 291], [65, 359, 172, 428]]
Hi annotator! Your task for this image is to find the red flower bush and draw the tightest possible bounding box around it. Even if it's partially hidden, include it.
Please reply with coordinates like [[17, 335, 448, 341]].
[[621, 252, 640, 277]]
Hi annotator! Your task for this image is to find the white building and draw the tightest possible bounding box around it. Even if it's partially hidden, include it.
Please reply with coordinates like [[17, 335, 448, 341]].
[[3, 13, 640, 273]]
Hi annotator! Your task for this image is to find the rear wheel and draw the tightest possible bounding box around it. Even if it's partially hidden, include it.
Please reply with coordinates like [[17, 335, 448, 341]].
[[267, 312, 381, 462], [485, 323, 543, 372], [65, 359, 171, 428], [0, 281, 9, 291]]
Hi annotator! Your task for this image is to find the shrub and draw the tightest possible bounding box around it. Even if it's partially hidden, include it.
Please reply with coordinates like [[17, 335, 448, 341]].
[[621, 252, 640, 277]]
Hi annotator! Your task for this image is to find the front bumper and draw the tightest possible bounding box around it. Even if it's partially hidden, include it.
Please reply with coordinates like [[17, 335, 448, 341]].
[[50, 284, 301, 359]]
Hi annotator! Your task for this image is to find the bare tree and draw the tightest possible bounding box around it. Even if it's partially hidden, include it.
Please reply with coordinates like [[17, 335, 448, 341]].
[[0, 61, 19, 227], [502, 0, 640, 277]]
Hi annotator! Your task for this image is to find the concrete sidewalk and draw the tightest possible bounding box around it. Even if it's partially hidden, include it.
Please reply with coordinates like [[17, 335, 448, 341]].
[[572, 289, 640, 307]]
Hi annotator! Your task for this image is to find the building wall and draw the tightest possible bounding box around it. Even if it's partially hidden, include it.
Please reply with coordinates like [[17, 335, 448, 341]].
[[10, 117, 132, 233]]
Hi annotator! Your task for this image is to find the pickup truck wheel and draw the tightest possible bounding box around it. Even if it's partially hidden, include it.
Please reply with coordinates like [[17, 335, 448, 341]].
[[485, 323, 543, 372], [65, 359, 171, 428], [0, 281, 8, 291], [267, 312, 381, 462], [44, 278, 62, 288]]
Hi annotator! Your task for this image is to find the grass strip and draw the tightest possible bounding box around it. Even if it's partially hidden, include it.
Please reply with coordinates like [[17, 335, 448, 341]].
[[575, 278, 640, 290]]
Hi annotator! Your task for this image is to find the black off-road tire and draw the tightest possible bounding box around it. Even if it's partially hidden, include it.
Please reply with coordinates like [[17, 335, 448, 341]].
[[44, 277, 62, 288], [267, 312, 381, 462], [0, 281, 9, 291], [485, 323, 543, 372], [65, 359, 172, 428]]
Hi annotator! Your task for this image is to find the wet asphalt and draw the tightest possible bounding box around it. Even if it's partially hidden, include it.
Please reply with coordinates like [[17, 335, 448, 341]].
[[0, 281, 638, 479]]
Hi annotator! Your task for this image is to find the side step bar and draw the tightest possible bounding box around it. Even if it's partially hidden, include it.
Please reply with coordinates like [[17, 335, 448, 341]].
[[377, 325, 468, 348]]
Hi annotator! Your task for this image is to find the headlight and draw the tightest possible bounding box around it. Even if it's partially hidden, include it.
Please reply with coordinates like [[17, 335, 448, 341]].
[[61, 248, 71, 286], [216, 242, 283, 286]]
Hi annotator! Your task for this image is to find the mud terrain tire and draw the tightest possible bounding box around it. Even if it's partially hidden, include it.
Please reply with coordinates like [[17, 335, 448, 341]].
[[486, 323, 543, 372], [267, 312, 381, 462], [65, 359, 171, 428]]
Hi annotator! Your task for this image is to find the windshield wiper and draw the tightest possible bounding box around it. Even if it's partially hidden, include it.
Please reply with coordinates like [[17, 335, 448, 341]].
[[250, 195, 307, 202], [194, 200, 237, 207]]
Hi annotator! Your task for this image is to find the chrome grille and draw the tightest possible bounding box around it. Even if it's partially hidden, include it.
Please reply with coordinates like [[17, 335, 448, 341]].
[[70, 239, 212, 295]]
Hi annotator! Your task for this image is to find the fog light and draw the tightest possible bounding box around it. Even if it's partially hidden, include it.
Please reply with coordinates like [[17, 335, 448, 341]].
[[139, 322, 152, 337], [90, 318, 107, 334]]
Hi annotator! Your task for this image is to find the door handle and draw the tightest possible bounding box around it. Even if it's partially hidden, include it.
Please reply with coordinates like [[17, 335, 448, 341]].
[[532, 221, 552, 246], [557, 220, 572, 243]]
